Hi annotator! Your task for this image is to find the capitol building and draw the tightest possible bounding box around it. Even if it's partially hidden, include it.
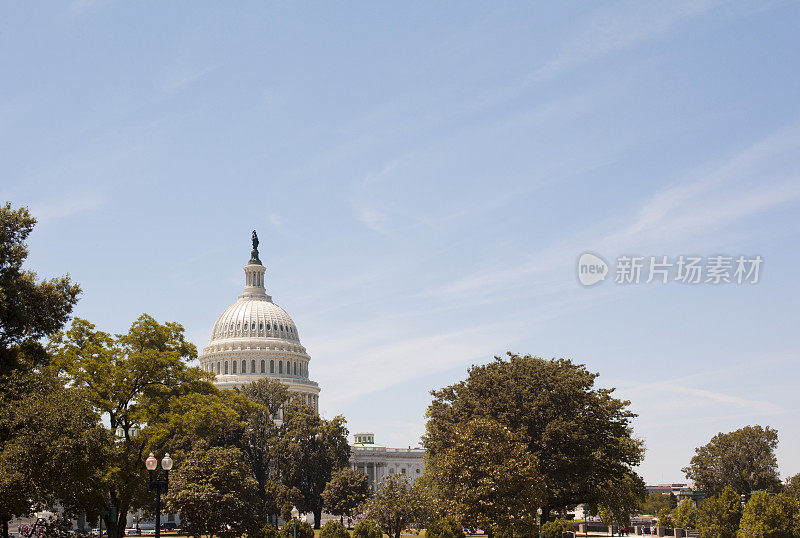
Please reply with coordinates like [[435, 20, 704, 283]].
[[197, 232, 424, 495], [198, 232, 320, 414]]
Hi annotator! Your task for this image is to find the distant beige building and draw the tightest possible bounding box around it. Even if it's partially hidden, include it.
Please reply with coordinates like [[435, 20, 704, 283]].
[[350, 433, 425, 492]]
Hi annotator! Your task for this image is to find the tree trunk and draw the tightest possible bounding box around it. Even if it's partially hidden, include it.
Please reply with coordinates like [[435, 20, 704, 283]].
[[313, 507, 322, 529], [2, 519, 9, 538]]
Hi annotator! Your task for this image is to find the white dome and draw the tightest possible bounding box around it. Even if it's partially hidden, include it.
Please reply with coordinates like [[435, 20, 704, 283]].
[[210, 297, 300, 344], [198, 233, 320, 408]]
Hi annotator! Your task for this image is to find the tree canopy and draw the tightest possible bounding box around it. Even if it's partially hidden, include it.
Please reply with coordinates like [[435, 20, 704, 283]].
[[695, 486, 742, 538], [0, 203, 92, 538], [0, 203, 80, 376], [166, 445, 258, 538], [426, 417, 543, 536], [736, 491, 799, 538], [683, 425, 781, 496], [360, 474, 424, 538], [274, 400, 350, 528], [49, 315, 211, 538], [322, 467, 371, 522], [424, 353, 645, 519]]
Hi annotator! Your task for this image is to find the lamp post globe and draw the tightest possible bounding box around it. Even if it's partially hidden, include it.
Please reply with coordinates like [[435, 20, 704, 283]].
[[145, 453, 172, 538]]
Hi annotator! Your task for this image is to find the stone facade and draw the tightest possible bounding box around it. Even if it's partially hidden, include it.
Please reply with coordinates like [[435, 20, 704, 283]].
[[349, 433, 425, 492], [198, 245, 320, 411]]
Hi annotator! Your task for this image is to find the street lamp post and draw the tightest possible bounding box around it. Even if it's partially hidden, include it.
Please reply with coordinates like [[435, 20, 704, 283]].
[[145, 453, 173, 538], [291, 506, 299, 538]]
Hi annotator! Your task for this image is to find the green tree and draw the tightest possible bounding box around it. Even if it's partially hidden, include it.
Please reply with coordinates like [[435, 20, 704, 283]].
[[425, 516, 466, 538], [673, 499, 697, 530], [275, 401, 350, 528], [426, 417, 543, 536], [638, 492, 677, 515], [320, 520, 350, 538], [784, 473, 800, 500], [323, 468, 371, 525], [239, 378, 292, 526], [695, 486, 742, 538], [595, 472, 646, 529], [683, 425, 781, 496], [424, 353, 645, 520], [0, 203, 88, 538], [541, 520, 574, 538], [49, 315, 211, 538], [165, 446, 258, 538], [0, 369, 108, 538], [656, 509, 674, 531], [0, 203, 80, 377], [736, 491, 799, 538], [360, 474, 424, 538], [278, 520, 314, 538], [351, 519, 382, 538]]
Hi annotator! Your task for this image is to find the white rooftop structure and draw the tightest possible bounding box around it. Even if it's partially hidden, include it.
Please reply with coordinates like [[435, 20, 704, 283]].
[[198, 231, 320, 410]]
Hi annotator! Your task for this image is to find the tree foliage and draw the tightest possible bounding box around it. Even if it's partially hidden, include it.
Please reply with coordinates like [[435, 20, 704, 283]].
[[275, 401, 350, 528], [426, 417, 543, 535], [360, 474, 424, 538], [638, 492, 677, 515], [696, 486, 742, 538], [323, 467, 371, 521], [736, 491, 800, 538], [49, 315, 210, 538], [320, 520, 350, 538], [278, 520, 314, 538], [351, 519, 382, 538], [165, 446, 258, 538], [239, 378, 291, 525], [672, 499, 697, 530], [0, 203, 87, 538], [683, 425, 781, 496], [0, 369, 107, 532], [594, 471, 646, 527], [424, 353, 644, 518], [425, 516, 466, 538], [0, 203, 80, 376], [541, 520, 574, 538], [784, 473, 800, 500]]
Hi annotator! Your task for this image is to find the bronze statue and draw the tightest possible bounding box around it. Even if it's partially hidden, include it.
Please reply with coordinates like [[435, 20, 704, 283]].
[[249, 230, 261, 265]]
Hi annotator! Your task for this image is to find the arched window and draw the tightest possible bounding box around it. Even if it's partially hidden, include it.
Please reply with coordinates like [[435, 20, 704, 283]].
[[259, 322, 263, 330], [224, 361, 228, 374], [251, 322, 255, 330], [270, 360, 274, 373], [251, 360, 256, 373], [279, 361, 283, 374], [261, 360, 265, 373], [232, 361, 237, 374]]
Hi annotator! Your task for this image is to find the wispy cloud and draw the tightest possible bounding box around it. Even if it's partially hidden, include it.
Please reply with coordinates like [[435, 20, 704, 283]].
[[422, 123, 800, 303], [162, 65, 217, 95], [29, 192, 106, 223]]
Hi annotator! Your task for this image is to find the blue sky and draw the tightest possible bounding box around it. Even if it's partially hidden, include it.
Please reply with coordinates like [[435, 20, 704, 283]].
[[3, 1, 800, 484]]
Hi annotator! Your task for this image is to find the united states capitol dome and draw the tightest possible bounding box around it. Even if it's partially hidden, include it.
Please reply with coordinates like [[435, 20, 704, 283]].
[[198, 231, 320, 410]]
